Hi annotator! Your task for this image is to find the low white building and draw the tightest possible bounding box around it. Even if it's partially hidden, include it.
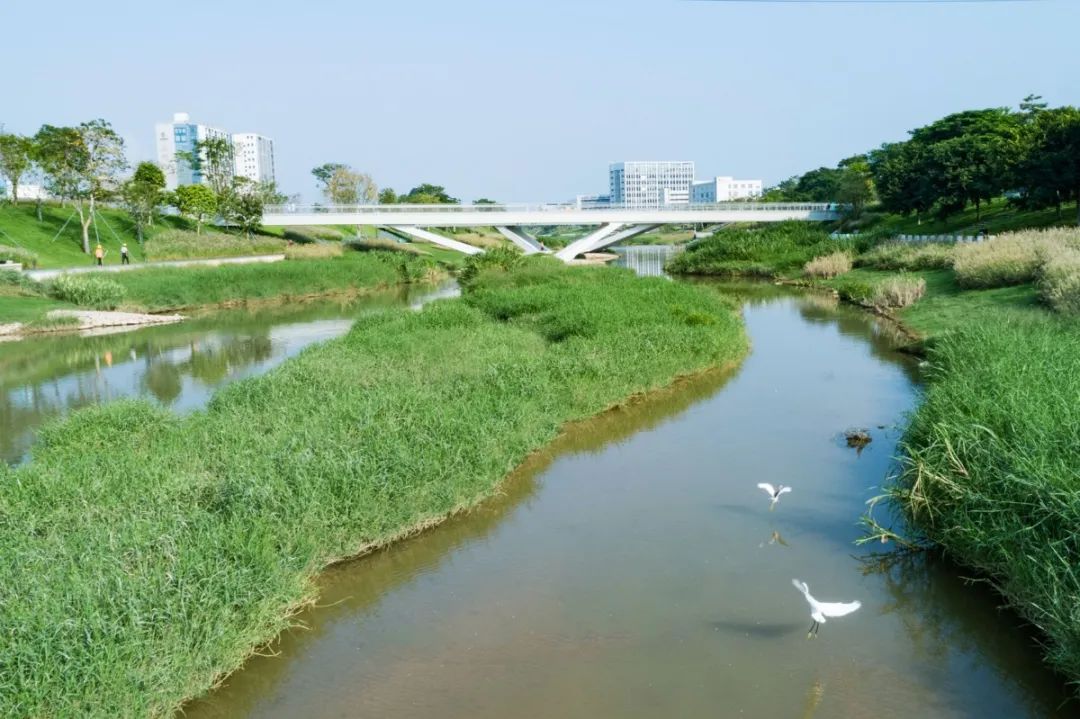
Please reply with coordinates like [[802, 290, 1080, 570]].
[[575, 194, 611, 209], [232, 133, 276, 186], [691, 176, 763, 203]]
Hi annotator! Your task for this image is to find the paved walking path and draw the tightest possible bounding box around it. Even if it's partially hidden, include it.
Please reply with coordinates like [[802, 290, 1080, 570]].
[[26, 254, 286, 281]]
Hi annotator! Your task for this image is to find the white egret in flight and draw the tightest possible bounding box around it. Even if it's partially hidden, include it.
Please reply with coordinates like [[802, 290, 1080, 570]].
[[757, 483, 791, 510], [792, 579, 861, 638]]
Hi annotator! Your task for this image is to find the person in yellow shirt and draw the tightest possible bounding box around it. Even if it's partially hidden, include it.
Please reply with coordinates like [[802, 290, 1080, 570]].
[[94, 244, 105, 266]]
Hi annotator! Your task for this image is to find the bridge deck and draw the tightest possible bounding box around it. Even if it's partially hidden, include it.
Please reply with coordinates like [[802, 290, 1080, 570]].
[[263, 203, 840, 227]]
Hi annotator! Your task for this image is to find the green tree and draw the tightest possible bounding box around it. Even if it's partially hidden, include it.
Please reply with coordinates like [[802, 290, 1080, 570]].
[[175, 184, 218, 235], [178, 136, 233, 196], [401, 183, 459, 204], [254, 180, 288, 206], [793, 167, 844, 202], [34, 120, 127, 254], [905, 108, 1024, 221], [869, 141, 934, 224], [225, 192, 264, 239], [121, 162, 166, 243], [1019, 106, 1080, 224], [311, 162, 346, 192], [312, 163, 375, 205], [219, 178, 265, 238], [761, 176, 801, 202], [311, 163, 376, 205], [378, 187, 398, 204], [835, 155, 875, 218], [0, 133, 33, 205]]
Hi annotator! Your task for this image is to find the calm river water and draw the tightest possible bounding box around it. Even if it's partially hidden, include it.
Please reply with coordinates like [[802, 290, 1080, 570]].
[[0, 282, 458, 465], [1, 252, 1073, 717]]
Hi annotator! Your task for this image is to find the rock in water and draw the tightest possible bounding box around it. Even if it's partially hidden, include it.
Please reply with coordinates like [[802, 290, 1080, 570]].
[[845, 429, 872, 450]]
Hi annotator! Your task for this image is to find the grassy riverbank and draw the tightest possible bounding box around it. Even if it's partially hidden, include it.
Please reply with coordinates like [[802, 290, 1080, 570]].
[[665, 222, 864, 278], [105, 252, 442, 312], [0, 258, 747, 717], [677, 222, 1080, 688], [851, 241, 1080, 685], [0, 252, 446, 326]]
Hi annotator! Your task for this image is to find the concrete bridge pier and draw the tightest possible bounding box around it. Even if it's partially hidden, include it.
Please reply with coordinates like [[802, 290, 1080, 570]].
[[495, 226, 546, 254], [554, 223, 662, 261], [386, 226, 484, 255]]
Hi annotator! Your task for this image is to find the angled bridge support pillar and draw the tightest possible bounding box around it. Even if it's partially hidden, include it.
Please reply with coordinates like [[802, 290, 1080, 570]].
[[495, 226, 546, 254], [555, 223, 663, 262], [384, 226, 484, 255], [555, 224, 625, 262]]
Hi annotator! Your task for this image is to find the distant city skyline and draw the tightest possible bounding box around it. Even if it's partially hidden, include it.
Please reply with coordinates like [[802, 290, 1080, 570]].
[[2, 0, 1077, 203]]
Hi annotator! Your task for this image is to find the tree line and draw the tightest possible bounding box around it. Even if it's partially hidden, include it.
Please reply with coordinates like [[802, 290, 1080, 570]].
[[0, 120, 290, 253], [309, 163, 496, 207], [765, 96, 1080, 226]]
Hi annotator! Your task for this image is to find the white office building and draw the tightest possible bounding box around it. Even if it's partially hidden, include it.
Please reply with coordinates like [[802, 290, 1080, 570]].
[[155, 113, 233, 189], [609, 161, 695, 208], [232, 133, 276, 186], [690, 176, 764, 203]]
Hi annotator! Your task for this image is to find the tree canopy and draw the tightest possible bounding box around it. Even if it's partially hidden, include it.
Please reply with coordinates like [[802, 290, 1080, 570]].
[[0, 133, 33, 203], [175, 184, 218, 235], [311, 163, 377, 205], [400, 183, 459, 204], [771, 98, 1080, 225]]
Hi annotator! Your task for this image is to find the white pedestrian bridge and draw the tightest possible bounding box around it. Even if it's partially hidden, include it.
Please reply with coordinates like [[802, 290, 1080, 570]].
[[262, 202, 841, 261]]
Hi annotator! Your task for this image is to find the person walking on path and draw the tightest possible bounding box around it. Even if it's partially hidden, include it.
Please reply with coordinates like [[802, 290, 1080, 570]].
[[94, 244, 106, 266], [120, 243, 130, 265]]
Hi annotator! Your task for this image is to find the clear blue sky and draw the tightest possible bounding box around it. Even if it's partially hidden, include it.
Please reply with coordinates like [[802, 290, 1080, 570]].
[[3, 0, 1077, 202]]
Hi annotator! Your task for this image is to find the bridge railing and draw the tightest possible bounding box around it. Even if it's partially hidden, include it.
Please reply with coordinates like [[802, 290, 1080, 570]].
[[264, 202, 840, 215]]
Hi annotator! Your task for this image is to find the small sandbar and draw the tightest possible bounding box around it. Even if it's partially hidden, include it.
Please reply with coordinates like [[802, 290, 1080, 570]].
[[0, 310, 185, 339]]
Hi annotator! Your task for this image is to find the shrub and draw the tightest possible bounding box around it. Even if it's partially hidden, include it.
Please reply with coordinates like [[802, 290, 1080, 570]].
[[445, 229, 505, 249], [345, 237, 426, 255], [458, 246, 524, 287], [1038, 247, 1080, 314], [830, 276, 876, 305], [0, 268, 44, 295], [667, 222, 862, 277], [831, 273, 925, 310], [0, 244, 39, 268], [856, 241, 954, 271], [48, 274, 127, 309], [281, 226, 348, 244], [143, 229, 286, 261], [803, 251, 852, 278], [284, 242, 344, 260], [870, 274, 926, 309], [953, 228, 1080, 289]]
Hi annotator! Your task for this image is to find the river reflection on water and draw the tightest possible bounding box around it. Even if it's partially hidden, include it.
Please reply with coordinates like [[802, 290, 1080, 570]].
[[182, 269, 1076, 719], [0, 282, 458, 464]]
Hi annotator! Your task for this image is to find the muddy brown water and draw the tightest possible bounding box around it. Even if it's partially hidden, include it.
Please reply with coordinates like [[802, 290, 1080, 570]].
[[181, 274, 1075, 718]]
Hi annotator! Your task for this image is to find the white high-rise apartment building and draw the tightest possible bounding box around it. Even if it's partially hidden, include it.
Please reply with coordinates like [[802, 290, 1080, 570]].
[[690, 176, 764, 203], [232, 133, 276, 186], [155, 113, 232, 190], [609, 161, 695, 207]]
